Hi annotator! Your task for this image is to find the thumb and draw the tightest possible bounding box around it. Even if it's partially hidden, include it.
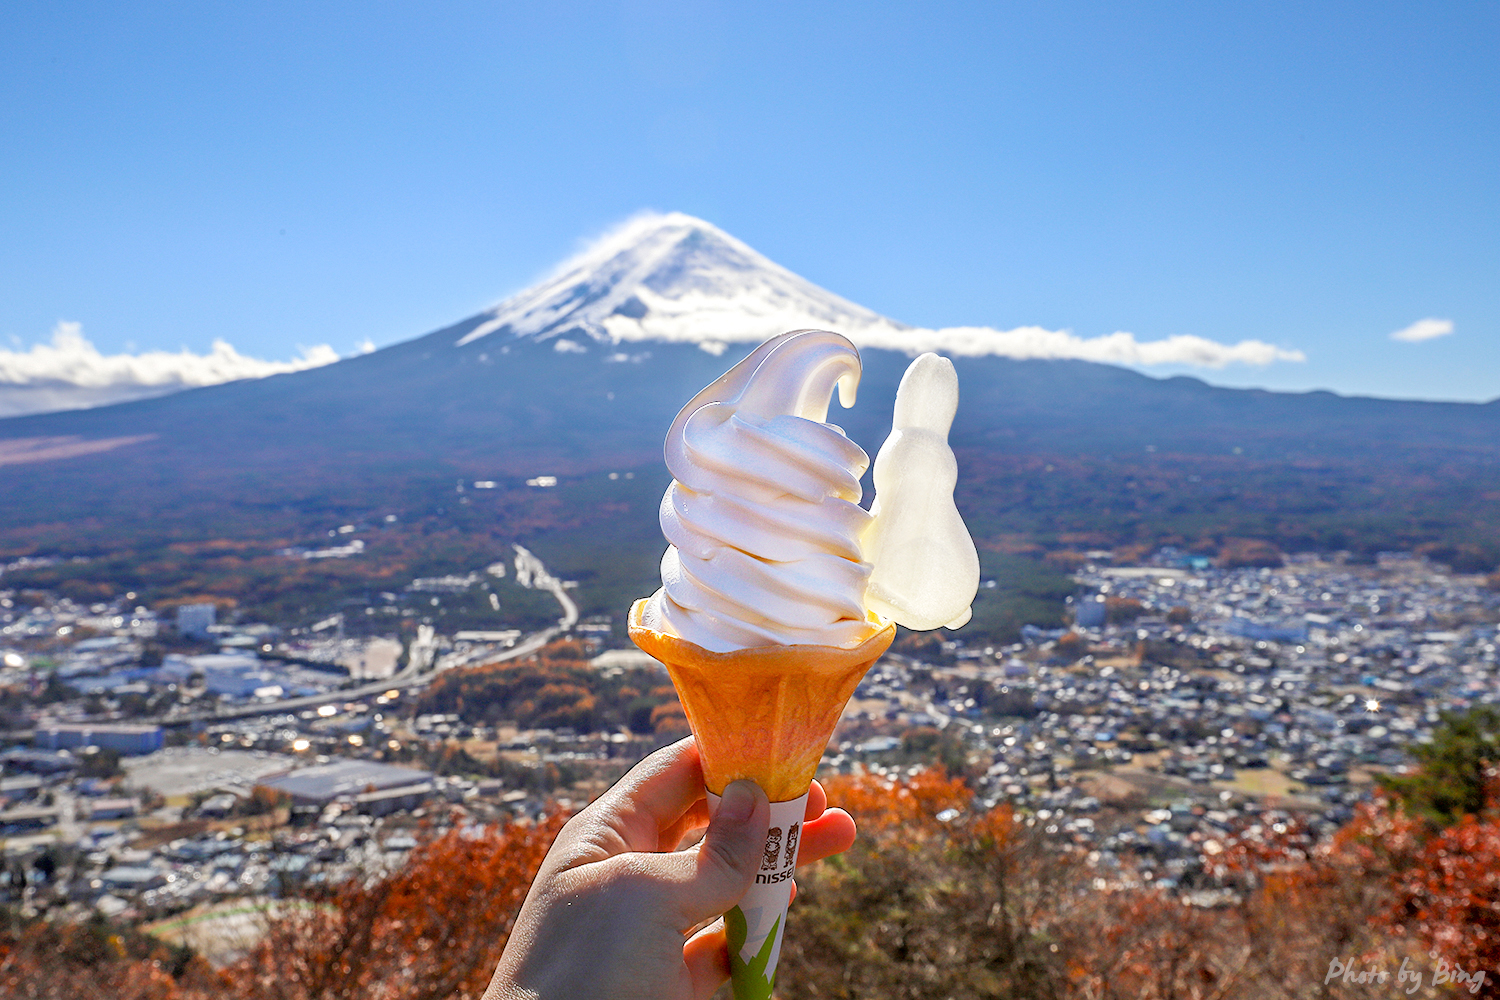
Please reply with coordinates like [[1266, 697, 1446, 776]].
[[673, 779, 769, 926]]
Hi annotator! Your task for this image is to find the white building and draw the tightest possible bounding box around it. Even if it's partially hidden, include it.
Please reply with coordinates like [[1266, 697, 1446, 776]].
[[176, 603, 217, 638]]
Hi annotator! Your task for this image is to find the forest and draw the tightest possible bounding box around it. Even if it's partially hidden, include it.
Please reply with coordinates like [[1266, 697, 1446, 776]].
[[412, 639, 688, 736]]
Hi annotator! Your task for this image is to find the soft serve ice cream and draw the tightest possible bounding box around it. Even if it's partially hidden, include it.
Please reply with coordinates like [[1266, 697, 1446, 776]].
[[639, 328, 977, 645], [639, 330, 884, 651], [629, 328, 977, 1000], [863, 351, 980, 630]]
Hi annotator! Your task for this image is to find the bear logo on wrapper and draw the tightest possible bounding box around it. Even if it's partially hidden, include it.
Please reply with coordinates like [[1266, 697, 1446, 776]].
[[629, 330, 978, 1000]]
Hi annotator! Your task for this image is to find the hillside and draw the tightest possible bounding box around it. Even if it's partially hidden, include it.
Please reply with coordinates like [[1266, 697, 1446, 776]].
[[3, 215, 1500, 635]]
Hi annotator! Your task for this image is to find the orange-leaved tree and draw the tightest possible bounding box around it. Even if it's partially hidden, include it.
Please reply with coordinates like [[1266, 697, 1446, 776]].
[[0, 912, 228, 1000], [1389, 808, 1500, 979], [780, 769, 1081, 1000], [226, 813, 563, 1000]]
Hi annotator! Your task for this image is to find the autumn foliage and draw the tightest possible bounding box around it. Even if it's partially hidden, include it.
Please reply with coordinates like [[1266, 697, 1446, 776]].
[[0, 911, 226, 999], [1391, 809, 1500, 980], [782, 774, 1500, 999], [10, 767, 1500, 999], [415, 640, 683, 735], [228, 814, 564, 1000], [781, 770, 1080, 998]]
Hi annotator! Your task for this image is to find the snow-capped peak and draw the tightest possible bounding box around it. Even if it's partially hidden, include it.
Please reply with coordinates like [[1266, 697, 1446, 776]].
[[457, 211, 1306, 369], [455, 212, 908, 353]]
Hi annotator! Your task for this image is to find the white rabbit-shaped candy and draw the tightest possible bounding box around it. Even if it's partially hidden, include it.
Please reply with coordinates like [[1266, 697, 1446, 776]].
[[863, 352, 979, 630]]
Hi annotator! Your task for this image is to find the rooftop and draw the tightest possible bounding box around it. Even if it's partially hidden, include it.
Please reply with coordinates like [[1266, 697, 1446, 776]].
[[258, 760, 432, 804]]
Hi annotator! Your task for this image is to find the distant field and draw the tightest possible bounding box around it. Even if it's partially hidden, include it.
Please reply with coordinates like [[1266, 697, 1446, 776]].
[[1226, 766, 1306, 800]]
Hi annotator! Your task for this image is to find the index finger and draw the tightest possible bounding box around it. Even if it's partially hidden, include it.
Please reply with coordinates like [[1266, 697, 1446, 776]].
[[805, 779, 828, 821]]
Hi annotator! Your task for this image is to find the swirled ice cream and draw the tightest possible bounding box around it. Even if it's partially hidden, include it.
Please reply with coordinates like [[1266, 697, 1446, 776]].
[[639, 327, 979, 653], [638, 330, 883, 652]]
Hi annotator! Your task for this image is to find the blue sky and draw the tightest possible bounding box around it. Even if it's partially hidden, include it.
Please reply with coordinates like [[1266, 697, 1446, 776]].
[[2, 1, 1496, 402]]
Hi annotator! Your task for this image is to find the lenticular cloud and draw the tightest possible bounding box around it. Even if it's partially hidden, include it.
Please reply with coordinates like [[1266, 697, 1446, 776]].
[[0, 322, 339, 416]]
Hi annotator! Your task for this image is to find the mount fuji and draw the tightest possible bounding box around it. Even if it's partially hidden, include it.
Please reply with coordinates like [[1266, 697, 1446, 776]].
[[435, 211, 1298, 368], [450, 212, 911, 356], [1, 213, 1499, 568]]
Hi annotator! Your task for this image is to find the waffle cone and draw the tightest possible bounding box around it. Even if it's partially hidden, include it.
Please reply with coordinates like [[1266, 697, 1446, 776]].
[[629, 600, 896, 801]]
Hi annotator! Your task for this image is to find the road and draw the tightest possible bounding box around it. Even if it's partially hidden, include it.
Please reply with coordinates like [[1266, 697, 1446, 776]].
[[156, 551, 579, 727]]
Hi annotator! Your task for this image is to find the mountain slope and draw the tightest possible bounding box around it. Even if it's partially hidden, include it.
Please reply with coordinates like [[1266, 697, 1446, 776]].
[[1, 214, 1499, 574], [452, 211, 908, 352]]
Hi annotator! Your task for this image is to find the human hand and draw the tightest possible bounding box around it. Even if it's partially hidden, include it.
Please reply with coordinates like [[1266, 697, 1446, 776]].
[[483, 736, 856, 1000]]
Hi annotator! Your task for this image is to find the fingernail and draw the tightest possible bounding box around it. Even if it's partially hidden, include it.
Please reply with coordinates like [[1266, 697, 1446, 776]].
[[718, 780, 757, 822]]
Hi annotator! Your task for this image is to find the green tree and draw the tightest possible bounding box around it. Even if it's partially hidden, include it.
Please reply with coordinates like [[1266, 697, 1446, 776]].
[[1379, 705, 1500, 825]]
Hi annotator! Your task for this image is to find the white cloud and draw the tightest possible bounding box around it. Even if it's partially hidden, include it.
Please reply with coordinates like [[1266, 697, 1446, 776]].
[[599, 306, 1305, 369], [1390, 318, 1454, 343], [0, 321, 339, 389], [846, 324, 1306, 368], [0, 321, 341, 416]]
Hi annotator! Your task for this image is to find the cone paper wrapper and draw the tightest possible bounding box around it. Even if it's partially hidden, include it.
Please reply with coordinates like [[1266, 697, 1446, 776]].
[[628, 599, 896, 801], [707, 789, 808, 1000]]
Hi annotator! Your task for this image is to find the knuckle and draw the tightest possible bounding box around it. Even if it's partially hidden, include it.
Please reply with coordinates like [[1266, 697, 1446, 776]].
[[703, 825, 753, 879]]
